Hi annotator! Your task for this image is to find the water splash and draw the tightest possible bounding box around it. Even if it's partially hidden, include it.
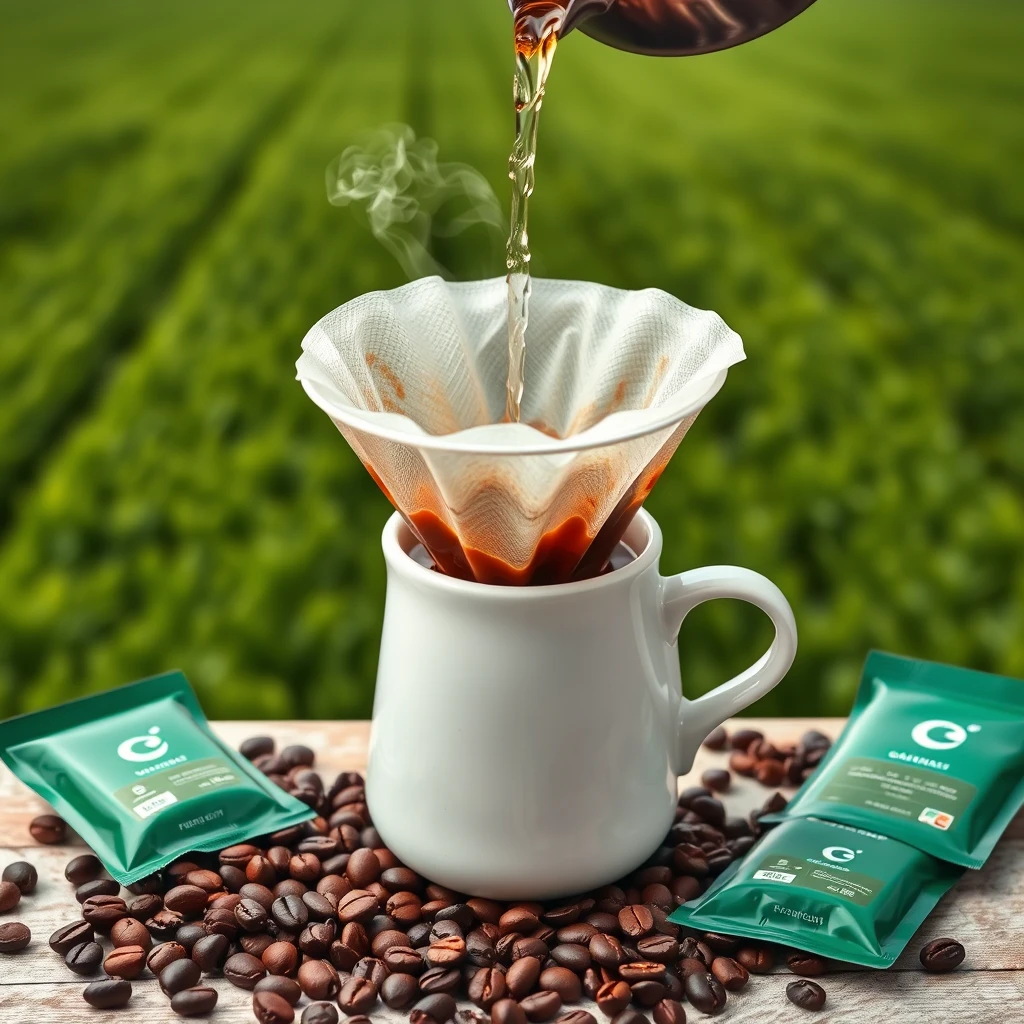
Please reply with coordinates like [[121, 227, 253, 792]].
[[327, 124, 503, 281]]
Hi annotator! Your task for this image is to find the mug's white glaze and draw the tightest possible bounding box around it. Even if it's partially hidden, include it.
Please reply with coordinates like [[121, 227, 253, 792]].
[[366, 509, 797, 899]]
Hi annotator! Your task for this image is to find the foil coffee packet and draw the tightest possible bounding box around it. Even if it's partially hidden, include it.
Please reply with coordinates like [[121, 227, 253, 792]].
[[669, 816, 962, 968], [0, 671, 314, 885], [761, 650, 1024, 868]]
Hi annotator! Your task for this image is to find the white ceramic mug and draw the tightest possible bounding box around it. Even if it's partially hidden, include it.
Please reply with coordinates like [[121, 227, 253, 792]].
[[366, 508, 797, 899]]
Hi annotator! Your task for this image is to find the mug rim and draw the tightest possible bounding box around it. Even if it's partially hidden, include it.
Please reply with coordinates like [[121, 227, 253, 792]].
[[382, 508, 663, 598]]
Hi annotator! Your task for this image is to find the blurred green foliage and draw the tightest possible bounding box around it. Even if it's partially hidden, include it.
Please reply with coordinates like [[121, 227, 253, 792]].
[[0, 0, 1022, 720]]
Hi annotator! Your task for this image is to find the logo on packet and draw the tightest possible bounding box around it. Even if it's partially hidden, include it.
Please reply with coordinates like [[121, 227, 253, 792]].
[[910, 719, 981, 751], [822, 846, 860, 863], [116, 726, 169, 763]]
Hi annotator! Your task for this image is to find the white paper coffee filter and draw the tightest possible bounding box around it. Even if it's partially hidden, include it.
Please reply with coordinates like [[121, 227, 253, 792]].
[[297, 276, 743, 584]]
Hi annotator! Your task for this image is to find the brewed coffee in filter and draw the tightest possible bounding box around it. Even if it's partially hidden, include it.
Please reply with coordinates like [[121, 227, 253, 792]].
[[297, 275, 743, 585]]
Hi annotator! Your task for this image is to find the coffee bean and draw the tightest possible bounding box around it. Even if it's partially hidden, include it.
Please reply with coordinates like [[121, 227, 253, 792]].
[[672, 844, 708, 878], [255, 975, 303, 1004], [699, 770, 730, 794], [66, 940, 103, 975], [241, 736, 276, 760], [0, 880, 20, 913], [176, 922, 206, 952], [298, 958, 340, 1000], [637, 934, 679, 964], [412, 992, 458, 1024], [702, 726, 728, 750], [2, 861, 37, 894], [110, 915, 151, 950], [630, 979, 668, 1008], [165, 884, 208, 918], [0, 921, 30, 952], [382, 971, 420, 1009], [281, 744, 315, 767], [556, 923, 596, 945], [338, 976, 378, 1015], [546, 942, 587, 973], [755, 759, 786, 786], [590, 932, 626, 968], [421, 966, 463, 993], [787, 952, 826, 976], [253, 989, 296, 1024], [653, 999, 687, 1024], [919, 937, 965, 973], [520, 990, 562, 1022], [64, 853, 104, 886], [610, 1010, 647, 1024], [617, 905, 654, 938], [338, 888, 378, 924], [786, 979, 826, 1010], [500, 906, 540, 935], [729, 728, 763, 750], [103, 943, 147, 979], [556, 1012, 596, 1024], [82, 894, 128, 932], [171, 985, 219, 1016], [29, 813, 67, 844], [513, 936, 549, 961], [492, 998, 528, 1024], [191, 932, 229, 973], [727, 752, 757, 776], [735, 945, 774, 973], [678, 958, 706, 978], [223, 950, 267, 989], [678, 938, 712, 967], [683, 971, 726, 1014], [539, 966, 582, 1002], [74, 878, 118, 904], [506, 955, 542, 997], [48, 920, 93, 957], [710, 956, 747, 991], [303, 1003, 341, 1024], [428, 934, 468, 966], [596, 978, 632, 1015], [127, 892, 163, 920], [147, 940, 187, 974], [263, 939, 299, 976], [470, 966, 510, 1009], [351, 954, 388, 987], [82, 978, 132, 1009], [159, 956, 202, 996]]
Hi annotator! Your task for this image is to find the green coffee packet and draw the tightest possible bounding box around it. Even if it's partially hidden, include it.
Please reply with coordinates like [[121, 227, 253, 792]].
[[0, 671, 314, 885], [762, 650, 1024, 868], [669, 816, 961, 968]]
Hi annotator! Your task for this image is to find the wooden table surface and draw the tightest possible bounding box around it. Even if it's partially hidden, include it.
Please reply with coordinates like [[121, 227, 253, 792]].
[[0, 718, 1018, 1022]]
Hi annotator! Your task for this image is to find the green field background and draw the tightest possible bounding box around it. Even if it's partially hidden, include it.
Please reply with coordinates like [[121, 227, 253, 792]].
[[1, 0, 1022, 720]]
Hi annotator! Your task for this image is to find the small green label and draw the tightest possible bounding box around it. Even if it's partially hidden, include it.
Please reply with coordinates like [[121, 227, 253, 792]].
[[817, 756, 975, 833], [114, 757, 242, 823], [752, 851, 883, 908]]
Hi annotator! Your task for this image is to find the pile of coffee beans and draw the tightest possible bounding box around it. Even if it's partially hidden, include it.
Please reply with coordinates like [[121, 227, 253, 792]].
[[700, 725, 833, 790], [0, 728, 965, 1022]]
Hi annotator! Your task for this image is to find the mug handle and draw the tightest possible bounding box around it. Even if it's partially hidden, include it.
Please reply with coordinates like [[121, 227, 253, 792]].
[[660, 566, 798, 774]]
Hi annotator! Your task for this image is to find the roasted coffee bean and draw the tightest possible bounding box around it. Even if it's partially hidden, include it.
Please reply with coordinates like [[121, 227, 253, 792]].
[[556, 1012, 596, 1024], [82, 893, 128, 932], [110, 915, 151, 950], [171, 985, 219, 1016], [74, 876, 117, 901], [678, 958, 706, 978], [303, 890, 336, 921], [175, 923, 206, 952], [191, 932, 229, 973], [495, 932, 521, 964], [735, 945, 774, 973], [223, 950, 267, 989], [428, 934, 468, 966], [702, 726, 728, 750], [301, 920, 337, 958], [280, 744, 315, 768], [710, 957, 747, 991], [629, 979, 668, 1008], [351, 955, 387, 988], [727, 752, 757, 776], [64, 853, 104, 886], [247, 856, 278, 886], [240, 881, 276, 910], [786, 979, 826, 1010], [164, 884, 208, 918], [420, 966, 463, 994], [513, 936, 549, 961], [618, 961, 665, 983], [431, 918, 465, 942], [263, 939, 299, 976], [82, 978, 132, 1009], [678, 938, 712, 967], [540, 966, 582, 1003], [221, 865, 248, 892], [270, 893, 308, 931], [596, 979, 632, 1016], [617, 905, 654, 938], [242, 933, 275, 958], [683, 971, 726, 1014], [787, 952, 826, 976], [556, 923, 596, 945], [253, 989, 296, 1024], [672, 844, 708, 878], [29, 813, 67, 844], [653, 998, 687, 1024], [161, 956, 202, 995], [699, 770, 730, 794], [103, 944, 147, 979], [492, 998, 528, 1024], [411, 992, 458, 1024], [469, 966, 509, 1009], [499, 906, 540, 936], [235, 896, 270, 932], [382, 944, 424, 974], [466, 928, 497, 967], [147, 908, 184, 938], [581, 968, 601, 1001], [49, 920, 94, 956], [755, 759, 786, 786], [241, 736, 276, 760], [610, 1010, 647, 1024], [2, 861, 37, 895], [800, 729, 832, 752], [700, 933, 739, 956], [302, 1003, 341, 1024], [920, 937, 966, 973], [127, 892, 163, 921], [520, 990, 562, 1022], [506, 954, 542, 997], [590, 932, 626, 968], [344, 848, 379, 888], [0, 880, 21, 913], [0, 921, 30, 952], [637, 934, 679, 964], [147, 940, 187, 974], [66, 940, 103, 975], [729, 728, 763, 751], [381, 971, 420, 1009], [338, 976, 378, 1015], [298, 959, 340, 1000], [550, 942, 590, 973], [255, 975, 303, 1004], [184, 868, 224, 895], [337, 888, 378, 924]]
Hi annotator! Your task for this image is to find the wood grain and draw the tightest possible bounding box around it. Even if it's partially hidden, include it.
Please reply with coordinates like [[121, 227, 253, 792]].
[[0, 718, 1018, 1023]]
